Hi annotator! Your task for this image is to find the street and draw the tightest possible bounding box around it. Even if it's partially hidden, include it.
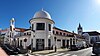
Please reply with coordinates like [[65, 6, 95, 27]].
[[61, 47, 93, 56], [10, 47, 96, 56], [42, 47, 94, 56]]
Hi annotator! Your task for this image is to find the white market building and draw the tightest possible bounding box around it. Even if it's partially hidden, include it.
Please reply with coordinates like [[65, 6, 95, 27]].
[[3, 9, 84, 51]]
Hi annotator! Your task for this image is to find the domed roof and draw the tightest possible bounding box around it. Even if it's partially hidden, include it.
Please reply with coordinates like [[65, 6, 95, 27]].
[[33, 9, 51, 19], [83, 33, 89, 37], [83, 33, 90, 39]]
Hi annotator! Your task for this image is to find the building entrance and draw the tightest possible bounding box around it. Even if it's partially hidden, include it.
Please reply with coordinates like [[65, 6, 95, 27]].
[[62, 40, 65, 48], [36, 39, 44, 50], [48, 39, 51, 49], [67, 40, 69, 48]]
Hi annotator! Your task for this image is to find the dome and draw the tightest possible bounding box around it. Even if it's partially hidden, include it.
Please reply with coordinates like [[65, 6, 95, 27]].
[[83, 33, 89, 37], [83, 33, 90, 39], [33, 9, 51, 19]]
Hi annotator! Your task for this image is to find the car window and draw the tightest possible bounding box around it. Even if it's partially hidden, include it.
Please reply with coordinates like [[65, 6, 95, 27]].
[[94, 43, 100, 47]]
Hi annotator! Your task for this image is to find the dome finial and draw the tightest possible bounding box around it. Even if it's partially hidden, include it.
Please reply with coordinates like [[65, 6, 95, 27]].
[[42, 8, 44, 11], [12, 18, 15, 22], [10, 18, 15, 22]]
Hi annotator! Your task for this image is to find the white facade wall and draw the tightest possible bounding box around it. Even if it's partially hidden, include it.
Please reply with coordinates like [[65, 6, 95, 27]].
[[18, 35, 31, 49], [30, 19, 54, 50], [54, 35, 72, 48]]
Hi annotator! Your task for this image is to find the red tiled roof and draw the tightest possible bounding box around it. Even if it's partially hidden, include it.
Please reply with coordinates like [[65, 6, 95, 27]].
[[0, 29, 8, 32], [53, 27, 83, 39], [14, 28, 27, 32]]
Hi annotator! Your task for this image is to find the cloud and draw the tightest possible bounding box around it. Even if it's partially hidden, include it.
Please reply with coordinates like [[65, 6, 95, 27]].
[[84, 29, 100, 33]]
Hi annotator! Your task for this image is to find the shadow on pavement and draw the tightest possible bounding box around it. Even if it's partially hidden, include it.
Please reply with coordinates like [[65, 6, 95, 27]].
[[49, 51, 55, 53], [69, 49, 78, 51]]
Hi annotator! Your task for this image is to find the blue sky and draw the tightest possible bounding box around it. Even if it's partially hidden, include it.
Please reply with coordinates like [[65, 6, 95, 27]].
[[0, 0, 100, 33]]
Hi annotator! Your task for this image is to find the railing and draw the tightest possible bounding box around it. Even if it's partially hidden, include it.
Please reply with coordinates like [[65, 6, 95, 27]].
[[14, 34, 31, 37]]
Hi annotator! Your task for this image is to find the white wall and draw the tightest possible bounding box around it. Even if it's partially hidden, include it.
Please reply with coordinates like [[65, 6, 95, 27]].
[[54, 35, 72, 48], [30, 19, 54, 49]]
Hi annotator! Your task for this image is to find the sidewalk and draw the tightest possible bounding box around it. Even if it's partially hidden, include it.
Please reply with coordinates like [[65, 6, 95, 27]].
[[31, 48, 69, 55], [0, 47, 8, 56]]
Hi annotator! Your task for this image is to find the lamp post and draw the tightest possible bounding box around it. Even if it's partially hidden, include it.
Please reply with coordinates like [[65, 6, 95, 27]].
[[54, 37, 57, 52]]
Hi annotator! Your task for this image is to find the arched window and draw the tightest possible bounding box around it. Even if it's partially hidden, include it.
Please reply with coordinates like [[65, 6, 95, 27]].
[[56, 31, 59, 35], [63, 33, 65, 36], [60, 32, 62, 35], [53, 31, 55, 34], [48, 24, 51, 31]]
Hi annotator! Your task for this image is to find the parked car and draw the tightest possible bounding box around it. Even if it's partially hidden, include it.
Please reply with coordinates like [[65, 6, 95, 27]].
[[5, 44, 28, 54], [76, 41, 87, 49], [92, 42, 100, 56], [4, 44, 23, 54], [1, 44, 18, 55], [70, 44, 80, 50]]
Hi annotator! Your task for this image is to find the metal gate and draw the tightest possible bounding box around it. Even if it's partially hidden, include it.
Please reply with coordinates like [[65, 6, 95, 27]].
[[36, 39, 44, 50]]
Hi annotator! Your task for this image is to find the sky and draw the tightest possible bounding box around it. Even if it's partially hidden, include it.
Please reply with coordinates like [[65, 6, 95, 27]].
[[0, 0, 100, 33]]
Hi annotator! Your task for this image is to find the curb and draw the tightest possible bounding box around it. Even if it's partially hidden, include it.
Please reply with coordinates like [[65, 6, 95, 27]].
[[30, 48, 70, 55]]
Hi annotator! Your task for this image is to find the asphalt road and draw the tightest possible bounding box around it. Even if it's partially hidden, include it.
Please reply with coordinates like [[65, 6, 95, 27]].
[[10, 47, 96, 56], [62, 47, 94, 56], [42, 47, 95, 56]]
